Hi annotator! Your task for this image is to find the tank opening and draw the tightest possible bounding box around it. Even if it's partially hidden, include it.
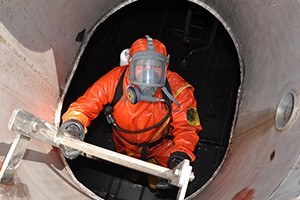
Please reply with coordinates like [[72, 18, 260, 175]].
[[62, 0, 240, 199]]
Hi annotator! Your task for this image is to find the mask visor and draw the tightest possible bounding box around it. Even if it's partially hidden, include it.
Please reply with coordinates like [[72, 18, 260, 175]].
[[131, 57, 166, 87]]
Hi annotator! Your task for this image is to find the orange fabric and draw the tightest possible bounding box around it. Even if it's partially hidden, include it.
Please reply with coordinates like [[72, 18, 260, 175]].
[[62, 65, 202, 167], [129, 38, 167, 57]]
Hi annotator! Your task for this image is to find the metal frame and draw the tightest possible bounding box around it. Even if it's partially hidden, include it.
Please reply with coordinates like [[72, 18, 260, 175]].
[[1, 108, 194, 200]]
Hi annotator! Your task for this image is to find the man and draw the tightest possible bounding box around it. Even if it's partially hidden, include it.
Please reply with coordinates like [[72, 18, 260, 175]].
[[59, 35, 202, 171]]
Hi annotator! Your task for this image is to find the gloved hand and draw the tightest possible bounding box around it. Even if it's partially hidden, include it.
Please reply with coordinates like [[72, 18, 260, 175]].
[[58, 119, 85, 159], [156, 152, 191, 190], [167, 152, 191, 169]]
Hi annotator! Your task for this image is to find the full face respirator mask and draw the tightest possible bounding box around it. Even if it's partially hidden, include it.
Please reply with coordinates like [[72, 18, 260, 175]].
[[103, 36, 181, 134], [127, 36, 179, 107]]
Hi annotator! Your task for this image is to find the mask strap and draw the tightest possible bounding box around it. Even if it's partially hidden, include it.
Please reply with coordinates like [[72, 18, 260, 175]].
[[161, 87, 180, 108], [145, 35, 154, 51]]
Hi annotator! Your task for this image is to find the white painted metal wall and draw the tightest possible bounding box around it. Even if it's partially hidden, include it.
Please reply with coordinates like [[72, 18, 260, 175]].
[[0, 0, 124, 199], [0, 0, 300, 199]]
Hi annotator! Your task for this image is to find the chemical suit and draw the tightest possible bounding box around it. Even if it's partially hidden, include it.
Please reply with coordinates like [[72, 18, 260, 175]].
[[60, 36, 202, 169]]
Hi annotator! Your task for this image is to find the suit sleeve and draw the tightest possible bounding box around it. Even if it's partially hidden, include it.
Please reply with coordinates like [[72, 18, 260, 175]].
[[62, 67, 124, 129], [169, 85, 202, 162]]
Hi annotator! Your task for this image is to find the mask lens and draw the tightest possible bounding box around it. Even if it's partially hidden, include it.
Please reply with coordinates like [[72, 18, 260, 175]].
[[133, 59, 164, 85]]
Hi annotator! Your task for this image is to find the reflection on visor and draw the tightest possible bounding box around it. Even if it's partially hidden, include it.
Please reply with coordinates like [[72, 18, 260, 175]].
[[133, 58, 164, 85]]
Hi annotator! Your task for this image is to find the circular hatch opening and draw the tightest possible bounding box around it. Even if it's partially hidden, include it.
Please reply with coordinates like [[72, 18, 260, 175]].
[[62, 0, 241, 199]]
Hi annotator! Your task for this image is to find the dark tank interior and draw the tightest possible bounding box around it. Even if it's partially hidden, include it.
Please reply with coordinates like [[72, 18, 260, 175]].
[[62, 0, 240, 199]]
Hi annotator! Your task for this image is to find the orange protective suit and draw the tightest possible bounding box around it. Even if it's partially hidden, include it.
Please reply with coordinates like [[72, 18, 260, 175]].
[[62, 65, 202, 167], [63, 66, 202, 167]]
